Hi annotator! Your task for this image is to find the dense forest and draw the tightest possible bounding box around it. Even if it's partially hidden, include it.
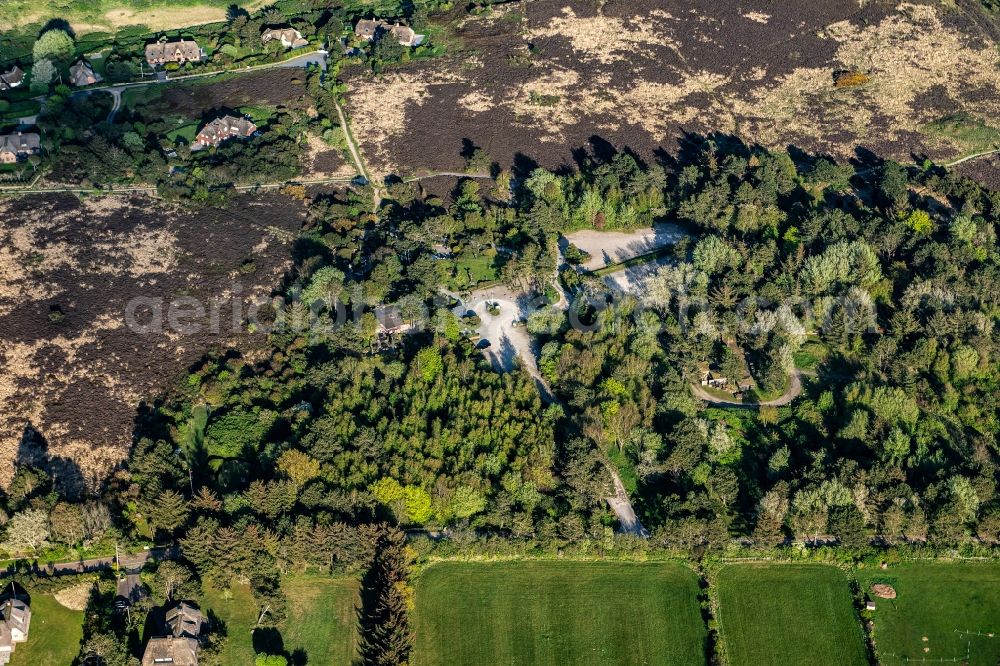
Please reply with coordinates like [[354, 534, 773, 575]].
[[4, 134, 1000, 662]]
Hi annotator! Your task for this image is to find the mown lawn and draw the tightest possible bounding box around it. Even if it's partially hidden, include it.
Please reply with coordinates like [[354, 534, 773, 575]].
[[202, 574, 358, 666], [282, 575, 359, 665], [858, 562, 1000, 665], [9, 594, 84, 666], [714, 564, 868, 666], [412, 561, 706, 666], [449, 253, 498, 289]]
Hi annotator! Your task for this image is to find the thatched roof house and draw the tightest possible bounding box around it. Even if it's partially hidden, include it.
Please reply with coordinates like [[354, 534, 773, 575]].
[[0, 132, 40, 164], [192, 115, 257, 150], [166, 602, 202, 639], [354, 19, 424, 47], [141, 636, 199, 666], [145, 37, 204, 66], [261, 27, 308, 49], [68, 60, 101, 87]]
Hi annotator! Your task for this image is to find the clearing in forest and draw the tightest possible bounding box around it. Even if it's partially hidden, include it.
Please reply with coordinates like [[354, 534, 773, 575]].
[[411, 560, 706, 666], [200, 575, 360, 666]]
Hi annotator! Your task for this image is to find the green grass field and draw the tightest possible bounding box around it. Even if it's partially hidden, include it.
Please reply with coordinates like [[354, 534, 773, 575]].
[[793, 338, 830, 371], [202, 574, 358, 666], [165, 123, 198, 143], [449, 253, 498, 289], [9, 594, 84, 666], [858, 562, 1000, 665], [412, 561, 707, 666], [922, 112, 1000, 161], [714, 564, 868, 666]]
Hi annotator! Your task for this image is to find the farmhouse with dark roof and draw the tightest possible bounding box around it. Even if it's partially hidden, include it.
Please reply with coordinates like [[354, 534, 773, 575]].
[[68, 60, 101, 87], [0, 66, 24, 91]]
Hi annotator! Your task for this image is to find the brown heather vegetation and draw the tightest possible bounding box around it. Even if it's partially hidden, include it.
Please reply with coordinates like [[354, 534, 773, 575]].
[[345, 1, 1000, 179], [0, 193, 306, 491]]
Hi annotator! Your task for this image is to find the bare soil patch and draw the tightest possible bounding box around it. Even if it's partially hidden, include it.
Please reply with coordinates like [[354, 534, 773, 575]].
[[345, 0, 1000, 181], [0, 193, 306, 492]]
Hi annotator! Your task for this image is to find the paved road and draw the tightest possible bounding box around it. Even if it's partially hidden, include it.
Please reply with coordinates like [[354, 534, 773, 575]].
[[607, 470, 649, 537], [55, 49, 330, 124], [0, 545, 177, 581]]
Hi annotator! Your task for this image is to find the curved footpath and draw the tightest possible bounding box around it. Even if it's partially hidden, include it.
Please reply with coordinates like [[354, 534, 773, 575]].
[[690, 369, 809, 408]]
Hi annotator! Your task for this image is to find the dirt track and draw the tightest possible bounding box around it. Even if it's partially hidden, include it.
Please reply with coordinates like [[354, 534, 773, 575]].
[[690, 370, 805, 408]]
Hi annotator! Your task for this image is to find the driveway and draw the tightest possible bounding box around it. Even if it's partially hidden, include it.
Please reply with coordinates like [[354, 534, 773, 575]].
[[600, 253, 675, 294]]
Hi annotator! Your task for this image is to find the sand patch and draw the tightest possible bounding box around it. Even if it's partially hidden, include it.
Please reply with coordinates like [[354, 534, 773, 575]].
[[526, 6, 677, 64], [55, 582, 94, 611], [732, 3, 1000, 158], [742, 11, 771, 24]]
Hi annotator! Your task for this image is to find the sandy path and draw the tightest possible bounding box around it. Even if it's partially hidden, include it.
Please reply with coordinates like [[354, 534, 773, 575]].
[[690, 370, 804, 408]]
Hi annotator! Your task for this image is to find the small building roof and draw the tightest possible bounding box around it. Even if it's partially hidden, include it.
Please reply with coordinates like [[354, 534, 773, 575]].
[[390, 24, 424, 47], [141, 636, 199, 666], [0, 66, 24, 90], [166, 602, 202, 639], [3, 600, 28, 636], [68, 60, 100, 87], [0, 132, 41, 155], [375, 305, 405, 331]]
